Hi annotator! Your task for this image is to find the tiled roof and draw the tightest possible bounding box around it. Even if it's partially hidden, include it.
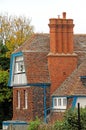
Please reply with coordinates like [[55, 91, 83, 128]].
[[52, 60, 86, 96], [14, 33, 86, 65], [14, 33, 50, 53], [14, 33, 86, 90], [74, 34, 86, 65]]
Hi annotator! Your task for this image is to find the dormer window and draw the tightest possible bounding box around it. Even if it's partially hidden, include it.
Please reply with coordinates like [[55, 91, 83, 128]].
[[8, 52, 27, 86], [12, 54, 27, 85]]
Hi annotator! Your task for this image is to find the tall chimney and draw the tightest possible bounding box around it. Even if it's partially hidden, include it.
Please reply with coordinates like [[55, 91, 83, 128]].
[[48, 12, 74, 54], [48, 12, 77, 94]]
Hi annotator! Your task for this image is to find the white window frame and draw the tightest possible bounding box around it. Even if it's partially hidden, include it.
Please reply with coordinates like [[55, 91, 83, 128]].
[[23, 90, 28, 109], [53, 97, 67, 109], [16, 91, 20, 109], [13, 56, 27, 85]]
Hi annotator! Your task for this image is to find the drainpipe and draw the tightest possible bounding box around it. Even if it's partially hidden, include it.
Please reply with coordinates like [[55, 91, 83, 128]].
[[43, 85, 47, 123]]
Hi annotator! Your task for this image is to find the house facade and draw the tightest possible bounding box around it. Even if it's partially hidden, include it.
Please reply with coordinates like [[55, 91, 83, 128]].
[[8, 12, 86, 123]]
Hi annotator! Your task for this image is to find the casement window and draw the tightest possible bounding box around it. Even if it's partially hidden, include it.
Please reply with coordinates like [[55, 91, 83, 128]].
[[13, 56, 27, 85], [53, 97, 67, 109], [23, 90, 28, 109], [17, 90, 20, 109]]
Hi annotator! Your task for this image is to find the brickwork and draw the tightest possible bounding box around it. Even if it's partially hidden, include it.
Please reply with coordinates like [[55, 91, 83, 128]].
[[12, 87, 34, 121], [48, 12, 74, 54], [33, 87, 50, 120], [67, 97, 73, 109], [49, 112, 64, 124], [48, 55, 77, 93], [48, 12, 77, 94], [12, 86, 50, 122], [24, 52, 50, 83]]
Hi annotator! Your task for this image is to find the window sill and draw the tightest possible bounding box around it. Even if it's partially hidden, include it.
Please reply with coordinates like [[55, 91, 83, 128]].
[[52, 108, 66, 112], [23, 107, 28, 110], [16, 107, 20, 110]]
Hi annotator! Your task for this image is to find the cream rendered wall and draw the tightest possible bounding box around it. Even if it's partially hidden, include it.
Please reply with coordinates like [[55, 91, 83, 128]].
[[76, 97, 86, 108]]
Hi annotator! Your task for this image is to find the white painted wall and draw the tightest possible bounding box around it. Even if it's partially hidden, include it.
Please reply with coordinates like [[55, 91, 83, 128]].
[[76, 97, 86, 108]]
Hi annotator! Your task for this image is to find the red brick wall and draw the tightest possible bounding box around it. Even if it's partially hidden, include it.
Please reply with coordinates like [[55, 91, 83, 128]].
[[13, 86, 50, 121], [48, 55, 77, 94], [49, 112, 64, 124], [13, 87, 34, 121], [33, 87, 50, 120], [67, 97, 73, 109]]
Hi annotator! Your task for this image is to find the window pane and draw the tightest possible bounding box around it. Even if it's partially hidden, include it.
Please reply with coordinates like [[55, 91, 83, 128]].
[[58, 98, 61, 106], [17, 91, 20, 109], [63, 98, 67, 106], [24, 90, 28, 109], [54, 98, 57, 106], [13, 73, 27, 85], [15, 61, 25, 73], [15, 56, 23, 61]]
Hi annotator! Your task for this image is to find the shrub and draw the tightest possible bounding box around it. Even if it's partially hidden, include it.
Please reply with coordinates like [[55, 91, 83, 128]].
[[28, 117, 42, 130], [27, 108, 86, 130], [54, 120, 64, 130], [54, 108, 86, 130]]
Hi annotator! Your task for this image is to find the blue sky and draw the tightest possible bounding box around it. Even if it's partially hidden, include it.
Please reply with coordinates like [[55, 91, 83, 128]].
[[0, 0, 86, 34]]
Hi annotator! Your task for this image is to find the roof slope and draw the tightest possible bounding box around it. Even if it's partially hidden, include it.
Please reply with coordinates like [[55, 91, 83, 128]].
[[16, 34, 50, 84], [14, 33, 50, 52], [14, 33, 86, 66], [13, 33, 86, 86], [52, 60, 86, 96], [74, 34, 86, 65]]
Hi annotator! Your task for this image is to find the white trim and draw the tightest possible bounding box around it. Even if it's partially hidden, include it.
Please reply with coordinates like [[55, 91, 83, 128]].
[[53, 97, 67, 110], [16, 91, 20, 109], [13, 55, 27, 85], [23, 90, 28, 109]]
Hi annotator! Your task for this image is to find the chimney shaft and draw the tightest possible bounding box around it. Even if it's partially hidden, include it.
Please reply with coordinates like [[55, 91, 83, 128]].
[[48, 12, 74, 54]]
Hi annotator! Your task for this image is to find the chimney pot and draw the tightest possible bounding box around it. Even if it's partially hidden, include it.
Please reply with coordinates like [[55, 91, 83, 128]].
[[63, 12, 66, 19], [58, 15, 60, 19]]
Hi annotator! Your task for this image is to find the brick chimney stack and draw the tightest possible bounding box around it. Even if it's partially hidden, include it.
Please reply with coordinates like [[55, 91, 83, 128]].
[[48, 12, 77, 94], [48, 12, 74, 54]]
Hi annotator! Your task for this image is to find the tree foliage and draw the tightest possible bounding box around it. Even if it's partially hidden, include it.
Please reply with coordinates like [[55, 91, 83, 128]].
[[0, 70, 12, 102], [0, 41, 12, 128], [0, 13, 34, 57]]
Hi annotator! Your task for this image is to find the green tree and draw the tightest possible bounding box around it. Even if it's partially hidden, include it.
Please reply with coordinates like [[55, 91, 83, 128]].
[[0, 41, 12, 128], [0, 42, 10, 70], [0, 70, 12, 102], [0, 70, 12, 128], [0, 13, 34, 128]]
